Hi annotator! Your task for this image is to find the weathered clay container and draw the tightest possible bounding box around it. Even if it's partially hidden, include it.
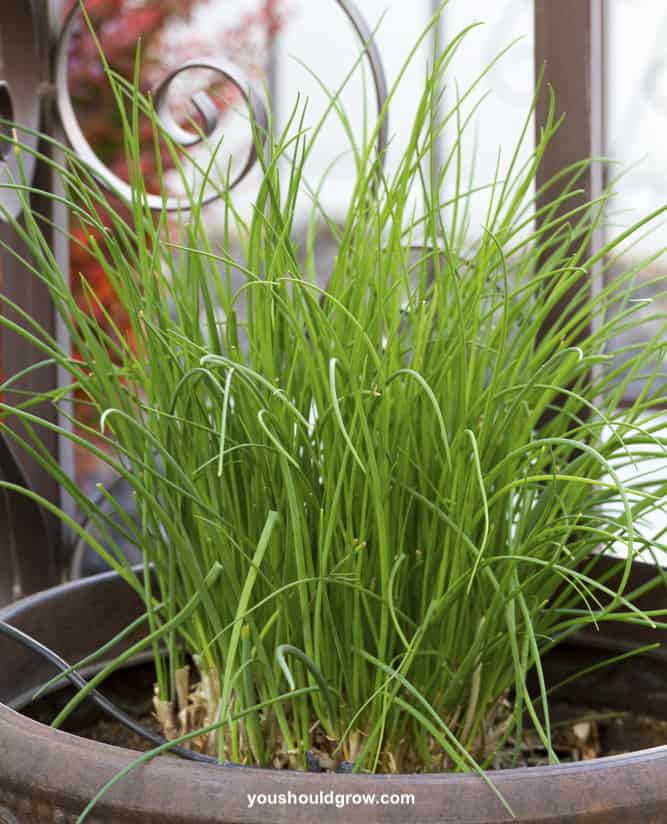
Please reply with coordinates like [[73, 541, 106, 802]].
[[1, 561, 667, 823]]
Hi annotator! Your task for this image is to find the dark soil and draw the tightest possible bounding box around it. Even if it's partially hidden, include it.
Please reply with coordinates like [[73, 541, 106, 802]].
[[27, 660, 667, 771], [76, 695, 667, 770], [494, 702, 667, 769], [82, 713, 162, 753]]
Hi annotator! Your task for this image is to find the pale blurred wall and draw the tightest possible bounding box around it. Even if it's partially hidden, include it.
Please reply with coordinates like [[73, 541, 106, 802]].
[[273, 0, 535, 228], [606, 0, 667, 262]]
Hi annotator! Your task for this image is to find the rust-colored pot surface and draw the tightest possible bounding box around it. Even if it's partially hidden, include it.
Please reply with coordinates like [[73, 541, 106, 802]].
[[2, 562, 667, 823]]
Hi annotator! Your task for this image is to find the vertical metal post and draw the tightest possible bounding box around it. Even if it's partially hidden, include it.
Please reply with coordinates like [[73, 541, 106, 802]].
[[265, 0, 281, 116], [430, 0, 444, 179], [0, 0, 70, 601], [534, 0, 605, 332]]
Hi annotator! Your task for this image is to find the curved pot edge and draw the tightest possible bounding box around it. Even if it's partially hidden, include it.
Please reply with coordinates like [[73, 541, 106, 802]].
[[2, 567, 667, 823]]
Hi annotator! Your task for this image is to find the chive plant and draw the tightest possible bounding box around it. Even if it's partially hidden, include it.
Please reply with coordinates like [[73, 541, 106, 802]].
[[2, 9, 667, 781]]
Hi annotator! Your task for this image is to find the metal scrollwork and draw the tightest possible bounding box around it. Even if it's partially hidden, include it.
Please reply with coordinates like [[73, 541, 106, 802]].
[[55, 3, 270, 211], [335, 0, 389, 167], [151, 57, 268, 193], [53, 0, 388, 212], [0, 0, 43, 221]]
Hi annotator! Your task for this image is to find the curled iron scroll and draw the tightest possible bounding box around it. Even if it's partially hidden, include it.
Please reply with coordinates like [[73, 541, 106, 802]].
[[336, 0, 389, 169], [54, 0, 388, 212], [55, 4, 270, 212], [0, 0, 42, 221]]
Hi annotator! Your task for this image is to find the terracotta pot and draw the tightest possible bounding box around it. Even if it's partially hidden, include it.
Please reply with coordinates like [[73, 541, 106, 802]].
[[1, 562, 667, 823]]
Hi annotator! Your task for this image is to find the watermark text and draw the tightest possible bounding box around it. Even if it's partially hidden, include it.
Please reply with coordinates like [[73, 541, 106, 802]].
[[247, 789, 416, 810]]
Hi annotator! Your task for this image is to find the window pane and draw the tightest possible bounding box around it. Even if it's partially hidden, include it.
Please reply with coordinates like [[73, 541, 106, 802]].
[[275, 0, 433, 223], [605, 0, 667, 400], [441, 0, 535, 239]]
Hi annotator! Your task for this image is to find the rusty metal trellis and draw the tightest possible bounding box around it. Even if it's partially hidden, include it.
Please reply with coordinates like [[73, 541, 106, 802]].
[[0, 0, 388, 604]]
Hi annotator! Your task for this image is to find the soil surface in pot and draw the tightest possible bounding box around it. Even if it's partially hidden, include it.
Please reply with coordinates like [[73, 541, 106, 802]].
[[76, 707, 667, 769], [22, 661, 667, 773]]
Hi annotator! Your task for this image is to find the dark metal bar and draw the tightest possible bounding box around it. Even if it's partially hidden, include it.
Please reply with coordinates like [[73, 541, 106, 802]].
[[265, 0, 281, 118], [430, 0, 444, 182], [534, 0, 604, 420], [534, 0, 604, 219], [0, 435, 51, 603], [0, 0, 69, 601]]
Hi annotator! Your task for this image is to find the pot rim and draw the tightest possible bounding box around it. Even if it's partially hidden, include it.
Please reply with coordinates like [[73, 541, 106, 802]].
[[2, 566, 667, 823]]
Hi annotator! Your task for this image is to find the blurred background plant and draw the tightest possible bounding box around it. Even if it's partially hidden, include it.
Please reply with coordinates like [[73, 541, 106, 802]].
[[63, 0, 283, 476]]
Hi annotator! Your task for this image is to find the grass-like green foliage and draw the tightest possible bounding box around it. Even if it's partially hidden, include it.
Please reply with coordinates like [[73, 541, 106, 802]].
[[2, 8, 667, 786]]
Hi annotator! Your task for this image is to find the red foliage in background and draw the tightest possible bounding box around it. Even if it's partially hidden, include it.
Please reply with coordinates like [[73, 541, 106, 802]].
[[66, 0, 283, 371]]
